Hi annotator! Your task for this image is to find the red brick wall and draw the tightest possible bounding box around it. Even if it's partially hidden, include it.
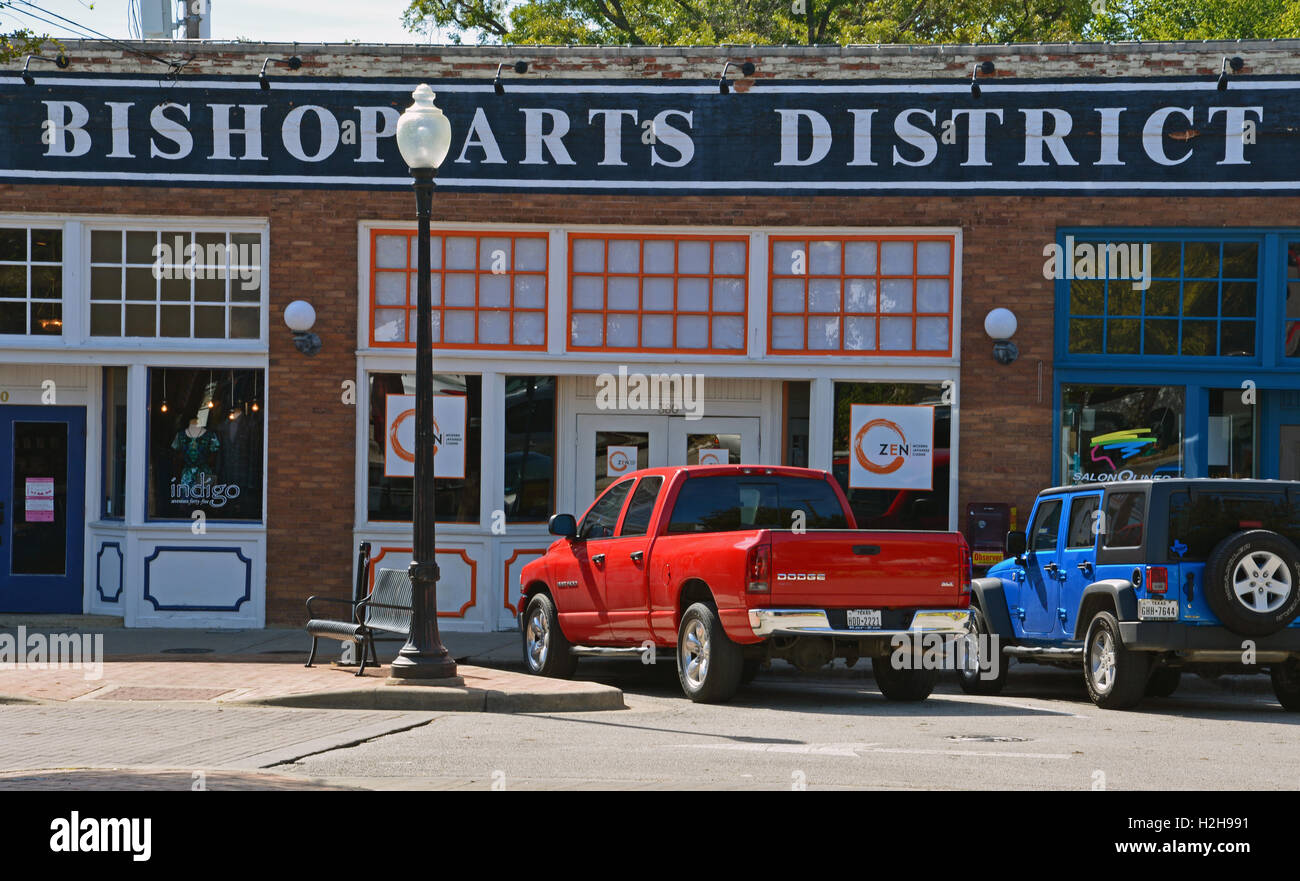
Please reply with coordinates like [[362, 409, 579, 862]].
[[5, 185, 1299, 623]]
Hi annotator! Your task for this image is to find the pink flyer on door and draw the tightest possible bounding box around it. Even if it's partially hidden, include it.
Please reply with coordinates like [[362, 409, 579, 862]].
[[25, 477, 54, 522]]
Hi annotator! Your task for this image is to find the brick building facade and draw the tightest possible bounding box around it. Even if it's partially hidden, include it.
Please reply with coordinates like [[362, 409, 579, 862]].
[[2, 39, 1298, 627]]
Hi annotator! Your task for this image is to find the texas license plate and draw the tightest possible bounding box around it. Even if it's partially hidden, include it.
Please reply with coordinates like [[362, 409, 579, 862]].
[[847, 609, 883, 630], [1138, 599, 1179, 621]]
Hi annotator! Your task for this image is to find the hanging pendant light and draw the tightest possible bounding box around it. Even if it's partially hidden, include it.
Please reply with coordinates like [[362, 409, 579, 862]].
[[160, 369, 169, 412]]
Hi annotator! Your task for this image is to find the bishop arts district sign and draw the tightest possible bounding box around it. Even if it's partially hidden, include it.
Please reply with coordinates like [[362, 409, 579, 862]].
[[3, 73, 1300, 194]]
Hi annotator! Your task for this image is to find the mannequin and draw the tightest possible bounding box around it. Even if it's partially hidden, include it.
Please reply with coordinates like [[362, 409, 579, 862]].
[[172, 417, 220, 486]]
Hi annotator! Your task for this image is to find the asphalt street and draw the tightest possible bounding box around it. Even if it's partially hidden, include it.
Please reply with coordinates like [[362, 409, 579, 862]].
[[5, 656, 1289, 790]]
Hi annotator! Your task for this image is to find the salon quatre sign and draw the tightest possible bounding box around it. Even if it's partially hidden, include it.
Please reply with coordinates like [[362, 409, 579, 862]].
[[3, 74, 1300, 193]]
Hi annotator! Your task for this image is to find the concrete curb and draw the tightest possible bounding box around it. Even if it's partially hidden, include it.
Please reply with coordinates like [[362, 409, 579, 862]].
[[227, 683, 626, 713]]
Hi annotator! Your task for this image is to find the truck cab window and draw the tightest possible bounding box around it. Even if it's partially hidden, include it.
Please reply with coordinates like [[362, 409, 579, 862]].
[[619, 476, 663, 537], [580, 479, 634, 539]]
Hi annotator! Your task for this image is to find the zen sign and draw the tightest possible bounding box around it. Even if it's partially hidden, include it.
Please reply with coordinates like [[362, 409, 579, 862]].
[[4, 74, 1300, 194]]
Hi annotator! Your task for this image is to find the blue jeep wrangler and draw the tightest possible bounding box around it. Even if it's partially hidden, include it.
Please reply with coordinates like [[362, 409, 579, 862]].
[[958, 479, 1300, 710]]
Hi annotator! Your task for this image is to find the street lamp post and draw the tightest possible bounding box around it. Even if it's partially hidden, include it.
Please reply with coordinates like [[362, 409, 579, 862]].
[[390, 85, 459, 680]]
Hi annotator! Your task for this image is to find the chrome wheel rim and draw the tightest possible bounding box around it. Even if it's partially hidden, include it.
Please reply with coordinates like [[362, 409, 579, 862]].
[[960, 620, 981, 678], [1232, 551, 1292, 614], [1090, 628, 1116, 694], [681, 619, 710, 689], [526, 606, 549, 671]]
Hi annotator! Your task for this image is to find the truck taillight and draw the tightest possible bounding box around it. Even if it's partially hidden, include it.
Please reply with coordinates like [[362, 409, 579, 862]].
[[1146, 566, 1168, 595], [959, 538, 972, 595], [747, 543, 770, 594]]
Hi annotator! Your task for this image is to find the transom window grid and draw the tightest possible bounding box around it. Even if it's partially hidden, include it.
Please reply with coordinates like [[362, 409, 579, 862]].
[[567, 233, 749, 354], [88, 229, 263, 340], [369, 229, 549, 350], [1065, 239, 1259, 358], [768, 235, 955, 356], [0, 226, 62, 336]]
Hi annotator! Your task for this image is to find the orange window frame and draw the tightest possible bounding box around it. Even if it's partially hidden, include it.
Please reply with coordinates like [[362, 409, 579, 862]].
[[369, 228, 549, 350], [767, 234, 956, 357], [567, 232, 749, 354]]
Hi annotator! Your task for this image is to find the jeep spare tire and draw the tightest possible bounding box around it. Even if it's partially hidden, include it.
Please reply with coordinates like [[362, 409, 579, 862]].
[[1203, 530, 1300, 638]]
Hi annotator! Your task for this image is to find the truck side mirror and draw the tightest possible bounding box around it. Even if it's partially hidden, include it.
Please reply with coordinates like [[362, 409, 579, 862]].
[[1005, 530, 1027, 557], [549, 513, 577, 539]]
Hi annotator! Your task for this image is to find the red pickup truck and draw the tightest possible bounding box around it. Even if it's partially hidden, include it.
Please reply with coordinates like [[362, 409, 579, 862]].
[[518, 464, 973, 703]]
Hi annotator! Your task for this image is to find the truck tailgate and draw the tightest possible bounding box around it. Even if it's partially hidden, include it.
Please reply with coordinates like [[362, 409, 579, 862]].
[[767, 531, 965, 608]]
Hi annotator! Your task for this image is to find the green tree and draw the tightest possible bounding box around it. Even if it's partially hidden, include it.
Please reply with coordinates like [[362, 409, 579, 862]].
[[403, 0, 1100, 46], [1086, 0, 1300, 41], [2, 28, 48, 64]]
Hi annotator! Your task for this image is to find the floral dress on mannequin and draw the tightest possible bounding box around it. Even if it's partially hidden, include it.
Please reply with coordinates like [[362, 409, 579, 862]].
[[172, 426, 220, 486]]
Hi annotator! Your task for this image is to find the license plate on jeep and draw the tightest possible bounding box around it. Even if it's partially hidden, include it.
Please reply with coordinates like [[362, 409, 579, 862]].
[[847, 609, 883, 630], [1138, 599, 1179, 621]]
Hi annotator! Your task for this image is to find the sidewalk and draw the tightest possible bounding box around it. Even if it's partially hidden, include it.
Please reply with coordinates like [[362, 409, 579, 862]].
[[0, 618, 621, 713]]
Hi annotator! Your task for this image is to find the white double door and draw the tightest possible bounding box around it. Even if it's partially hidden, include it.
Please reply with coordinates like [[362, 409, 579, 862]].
[[575, 414, 759, 513]]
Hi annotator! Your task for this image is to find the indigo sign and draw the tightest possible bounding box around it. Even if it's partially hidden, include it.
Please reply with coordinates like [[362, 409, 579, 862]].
[[3, 74, 1299, 194]]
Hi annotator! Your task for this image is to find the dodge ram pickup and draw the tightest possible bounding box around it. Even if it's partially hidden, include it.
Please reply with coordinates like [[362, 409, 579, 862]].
[[518, 464, 973, 703]]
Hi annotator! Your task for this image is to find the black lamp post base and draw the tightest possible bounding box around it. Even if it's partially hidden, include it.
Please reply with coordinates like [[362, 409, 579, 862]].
[[388, 649, 460, 681]]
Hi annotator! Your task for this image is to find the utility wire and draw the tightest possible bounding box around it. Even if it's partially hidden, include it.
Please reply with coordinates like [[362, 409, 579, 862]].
[[10, 0, 188, 69]]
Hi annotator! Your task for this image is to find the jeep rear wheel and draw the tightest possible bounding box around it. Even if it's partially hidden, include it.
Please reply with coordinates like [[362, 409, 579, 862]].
[[522, 593, 578, 679], [677, 602, 744, 703], [873, 655, 939, 701], [956, 606, 1009, 696], [1084, 611, 1151, 710], [1271, 659, 1300, 712], [1204, 530, 1300, 638]]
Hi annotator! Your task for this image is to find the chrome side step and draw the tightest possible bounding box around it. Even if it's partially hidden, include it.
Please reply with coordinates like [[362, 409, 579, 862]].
[[1004, 646, 1084, 660], [569, 646, 648, 658]]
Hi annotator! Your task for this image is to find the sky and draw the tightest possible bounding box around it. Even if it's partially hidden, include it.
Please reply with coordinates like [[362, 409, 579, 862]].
[[2, 0, 465, 44]]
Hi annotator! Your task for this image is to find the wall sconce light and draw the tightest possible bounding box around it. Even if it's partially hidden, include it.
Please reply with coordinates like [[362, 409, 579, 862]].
[[284, 299, 321, 355], [258, 55, 302, 90], [718, 60, 755, 94], [970, 60, 994, 98], [493, 60, 528, 95], [21, 53, 70, 86], [1217, 56, 1244, 91], [984, 307, 1019, 365]]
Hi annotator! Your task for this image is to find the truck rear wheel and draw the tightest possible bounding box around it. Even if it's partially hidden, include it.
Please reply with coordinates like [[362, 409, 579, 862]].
[[1083, 611, 1150, 710], [522, 593, 578, 679], [956, 606, 1009, 696], [872, 656, 939, 701], [677, 602, 744, 703], [1271, 659, 1300, 712], [1204, 530, 1300, 638]]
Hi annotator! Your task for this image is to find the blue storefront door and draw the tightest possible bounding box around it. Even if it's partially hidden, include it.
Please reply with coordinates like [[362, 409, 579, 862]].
[[0, 406, 86, 613]]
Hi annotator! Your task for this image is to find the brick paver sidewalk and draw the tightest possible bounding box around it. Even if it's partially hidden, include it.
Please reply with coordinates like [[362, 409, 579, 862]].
[[0, 656, 624, 712]]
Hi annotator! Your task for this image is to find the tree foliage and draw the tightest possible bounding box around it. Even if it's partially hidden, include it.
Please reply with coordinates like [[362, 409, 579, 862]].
[[403, 0, 1298, 45], [1, 28, 48, 64]]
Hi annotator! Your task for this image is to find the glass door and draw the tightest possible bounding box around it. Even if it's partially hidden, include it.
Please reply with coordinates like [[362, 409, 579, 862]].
[[0, 406, 86, 612], [575, 414, 667, 515], [669, 416, 759, 466]]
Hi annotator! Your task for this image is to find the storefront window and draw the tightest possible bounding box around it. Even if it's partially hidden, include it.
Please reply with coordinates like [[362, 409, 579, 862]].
[[784, 381, 810, 467], [147, 368, 264, 520], [770, 236, 955, 355], [568, 233, 748, 352], [368, 373, 481, 523], [1060, 385, 1184, 484], [832, 382, 950, 530], [504, 376, 556, 522], [1065, 238, 1258, 357], [102, 367, 128, 519], [0, 226, 62, 336], [90, 229, 262, 340], [1208, 388, 1257, 478], [370, 229, 548, 350], [1286, 241, 1299, 358]]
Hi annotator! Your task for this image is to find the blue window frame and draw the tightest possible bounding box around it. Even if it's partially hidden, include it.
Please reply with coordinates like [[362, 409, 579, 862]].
[[1061, 235, 1259, 359]]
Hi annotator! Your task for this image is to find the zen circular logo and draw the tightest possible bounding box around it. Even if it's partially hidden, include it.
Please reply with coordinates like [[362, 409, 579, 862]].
[[389, 408, 440, 462], [854, 418, 910, 475], [699, 451, 722, 465], [608, 449, 632, 473]]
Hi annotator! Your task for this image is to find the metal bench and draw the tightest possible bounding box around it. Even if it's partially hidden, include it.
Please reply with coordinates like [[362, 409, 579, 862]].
[[305, 555, 413, 676]]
